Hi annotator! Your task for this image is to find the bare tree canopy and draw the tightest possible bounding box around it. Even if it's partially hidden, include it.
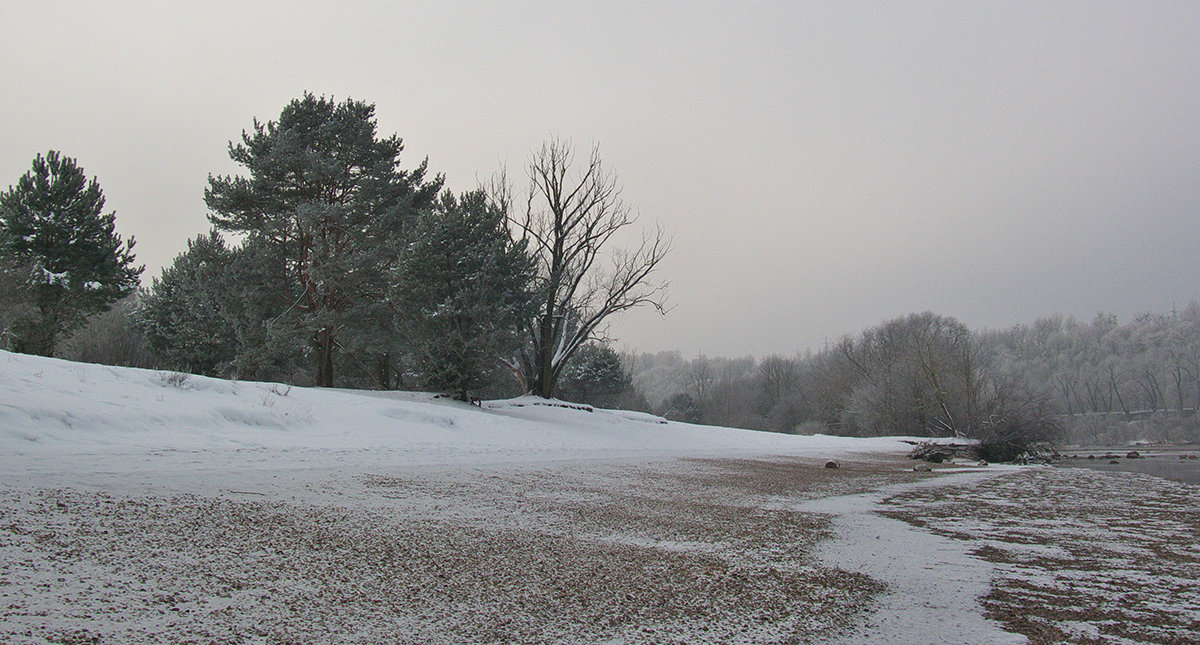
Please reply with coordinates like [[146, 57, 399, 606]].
[[503, 139, 669, 398]]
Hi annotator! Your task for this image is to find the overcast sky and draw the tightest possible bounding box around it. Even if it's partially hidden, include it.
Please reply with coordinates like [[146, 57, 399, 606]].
[[3, 1, 1198, 357]]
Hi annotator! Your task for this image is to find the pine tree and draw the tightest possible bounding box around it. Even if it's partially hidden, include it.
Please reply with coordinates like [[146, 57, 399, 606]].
[[135, 231, 238, 375], [557, 343, 633, 407], [135, 231, 303, 380], [392, 190, 536, 401], [0, 151, 141, 355], [205, 93, 441, 386]]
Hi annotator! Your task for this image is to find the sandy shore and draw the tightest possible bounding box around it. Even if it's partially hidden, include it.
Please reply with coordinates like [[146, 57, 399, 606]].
[[882, 466, 1200, 644], [0, 455, 925, 644], [3, 456, 1195, 644]]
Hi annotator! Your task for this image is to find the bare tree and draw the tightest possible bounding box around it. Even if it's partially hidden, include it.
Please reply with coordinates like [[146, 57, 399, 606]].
[[755, 355, 799, 413], [689, 354, 715, 410], [503, 139, 669, 398]]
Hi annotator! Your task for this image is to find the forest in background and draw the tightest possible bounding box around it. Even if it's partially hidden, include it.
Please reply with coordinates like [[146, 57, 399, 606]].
[[624, 305, 1200, 448]]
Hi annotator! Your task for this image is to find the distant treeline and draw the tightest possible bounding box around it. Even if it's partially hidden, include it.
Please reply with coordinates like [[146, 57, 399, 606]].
[[625, 304, 1200, 448]]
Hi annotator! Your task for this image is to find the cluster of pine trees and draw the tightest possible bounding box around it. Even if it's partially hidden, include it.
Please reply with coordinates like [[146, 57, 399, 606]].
[[7, 91, 1193, 449], [1, 93, 668, 402]]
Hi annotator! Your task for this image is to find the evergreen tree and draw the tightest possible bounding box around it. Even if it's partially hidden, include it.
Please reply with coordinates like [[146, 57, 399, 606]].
[[135, 231, 238, 375], [392, 190, 536, 401], [135, 231, 302, 380], [205, 93, 440, 386], [0, 256, 37, 348], [557, 342, 633, 408], [217, 237, 308, 382], [0, 151, 141, 355]]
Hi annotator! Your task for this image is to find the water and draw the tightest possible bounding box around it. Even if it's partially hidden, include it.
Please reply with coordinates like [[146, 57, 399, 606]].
[[1057, 448, 1200, 485]]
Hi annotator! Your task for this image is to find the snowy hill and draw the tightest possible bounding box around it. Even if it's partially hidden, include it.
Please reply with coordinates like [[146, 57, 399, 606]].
[[0, 350, 914, 488]]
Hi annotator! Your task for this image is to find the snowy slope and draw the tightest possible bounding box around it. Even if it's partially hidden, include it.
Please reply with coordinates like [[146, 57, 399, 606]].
[[0, 350, 914, 475]]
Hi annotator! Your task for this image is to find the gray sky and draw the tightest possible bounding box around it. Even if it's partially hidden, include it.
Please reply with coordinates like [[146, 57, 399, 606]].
[[3, 1, 1198, 357]]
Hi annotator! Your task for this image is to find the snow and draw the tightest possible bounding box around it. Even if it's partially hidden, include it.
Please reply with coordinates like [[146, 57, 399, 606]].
[[799, 472, 1027, 645], [880, 466, 1200, 643], [0, 351, 920, 488], [39, 267, 68, 286], [0, 350, 1027, 643]]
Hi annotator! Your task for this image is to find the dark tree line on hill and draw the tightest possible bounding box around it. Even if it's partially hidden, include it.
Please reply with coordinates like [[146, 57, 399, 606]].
[[0, 93, 668, 402]]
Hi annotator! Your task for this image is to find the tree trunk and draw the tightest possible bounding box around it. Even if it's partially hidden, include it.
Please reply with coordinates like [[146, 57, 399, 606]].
[[315, 327, 334, 387], [536, 313, 556, 398], [375, 353, 392, 390]]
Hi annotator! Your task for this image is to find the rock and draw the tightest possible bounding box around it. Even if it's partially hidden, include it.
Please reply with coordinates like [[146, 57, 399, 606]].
[[977, 460, 988, 467], [1126, 451, 1141, 459], [1108, 459, 1120, 465], [1086, 455, 1096, 460], [912, 463, 932, 472], [824, 460, 839, 469]]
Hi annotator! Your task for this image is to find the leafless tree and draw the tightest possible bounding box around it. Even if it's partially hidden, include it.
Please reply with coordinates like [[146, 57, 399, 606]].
[[755, 355, 799, 412], [689, 354, 715, 409], [502, 139, 670, 398]]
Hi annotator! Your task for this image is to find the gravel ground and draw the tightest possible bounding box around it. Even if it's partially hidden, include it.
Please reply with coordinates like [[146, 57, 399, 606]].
[[880, 466, 1200, 645], [0, 456, 920, 644]]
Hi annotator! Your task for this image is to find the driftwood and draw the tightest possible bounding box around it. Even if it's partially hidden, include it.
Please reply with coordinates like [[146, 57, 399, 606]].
[[905, 441, 979, 463]]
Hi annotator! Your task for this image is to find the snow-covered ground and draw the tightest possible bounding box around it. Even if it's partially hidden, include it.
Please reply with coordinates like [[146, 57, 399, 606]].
[[1, 350, 917, 493], [7, 350, 1156, 644]]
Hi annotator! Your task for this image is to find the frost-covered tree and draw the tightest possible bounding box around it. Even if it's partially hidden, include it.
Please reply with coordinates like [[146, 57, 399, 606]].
[[755, 355, 800, 414], [557, 343, 633, 408], [392, 190, 536, 400], [0, 151, 141, 355], [135, 231, 301, 380], [205, 93, 440, 386]]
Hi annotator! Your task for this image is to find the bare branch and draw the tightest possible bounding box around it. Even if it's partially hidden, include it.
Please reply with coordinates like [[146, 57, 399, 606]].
[[495, 138, 671, 398]]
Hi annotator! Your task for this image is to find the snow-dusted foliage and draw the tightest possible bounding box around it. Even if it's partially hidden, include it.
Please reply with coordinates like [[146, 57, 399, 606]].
[[556, 342, 635, 409], [391, 189, 536, 400], [0, 151, 140, 355], [134, 231, 303, 381], [205, 93, 441, 387]]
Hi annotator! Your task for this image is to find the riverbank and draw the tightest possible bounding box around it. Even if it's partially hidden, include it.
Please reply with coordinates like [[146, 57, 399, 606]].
[[1055, 444, 1200, 485], [881, 466, 1200, 644]]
